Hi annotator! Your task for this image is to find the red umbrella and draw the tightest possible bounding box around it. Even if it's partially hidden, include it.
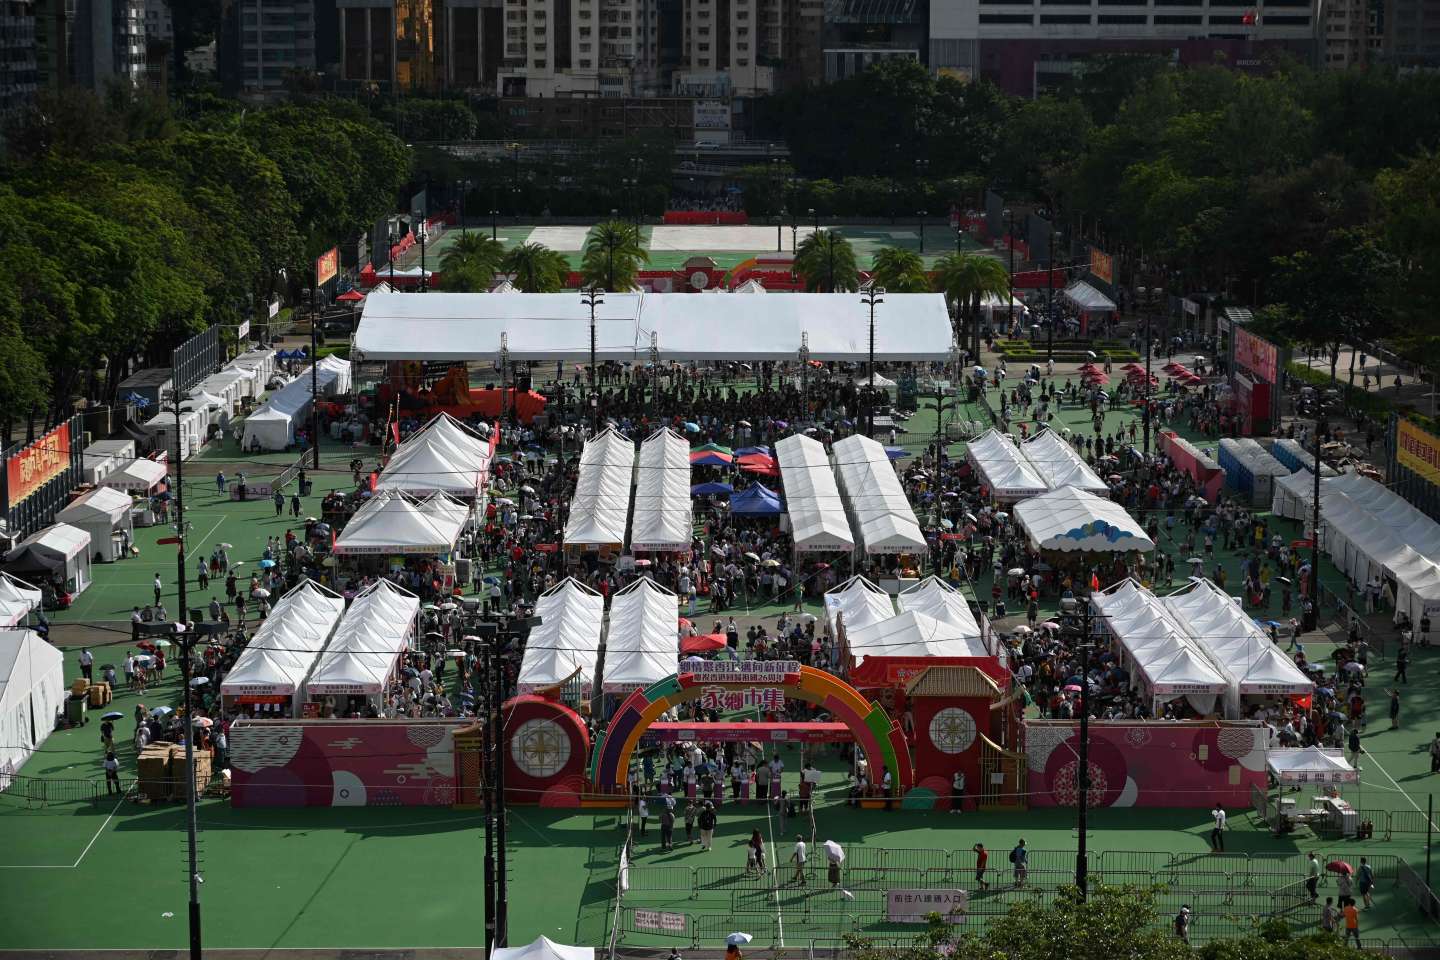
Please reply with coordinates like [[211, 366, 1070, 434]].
[[681, 634, 727, 654], [678, 617, 693, 631], [1326, 860, 1354, 875], [738, 453, 779, 476]]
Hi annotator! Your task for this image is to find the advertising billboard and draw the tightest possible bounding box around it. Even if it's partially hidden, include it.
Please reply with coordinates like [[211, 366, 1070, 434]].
[[315, 247, 339, 288]]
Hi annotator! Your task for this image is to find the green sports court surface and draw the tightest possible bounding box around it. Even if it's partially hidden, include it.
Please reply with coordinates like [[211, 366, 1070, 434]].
[[395, 222, 991, 274]]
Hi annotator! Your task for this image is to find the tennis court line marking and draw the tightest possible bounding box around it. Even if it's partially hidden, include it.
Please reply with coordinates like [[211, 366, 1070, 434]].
[[1362, 745, 1440, 832], [0, 787, 129, 870], [765, 795, 784, 948]]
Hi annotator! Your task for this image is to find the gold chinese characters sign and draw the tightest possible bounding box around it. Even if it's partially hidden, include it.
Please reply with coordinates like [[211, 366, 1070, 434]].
[[1397, 419, 1440, 487], [6, 423, 69, 506]]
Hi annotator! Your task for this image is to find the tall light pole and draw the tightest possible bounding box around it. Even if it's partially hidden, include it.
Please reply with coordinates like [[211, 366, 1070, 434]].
[[458, 178, 472, 237], [417, 222, 430, 293], [862, 282, 885, 437], [1046, 222, 1061, 362], [306, 283, 322, 469], [917, 209, 928, 254], [1072, 605, 1095, 900], [1138, 281, 1162, 458], [581, 285, 603, 434], [606, 210, 620, 291], [490, 208, 499, 242], [1004, 208, 1017, 335]]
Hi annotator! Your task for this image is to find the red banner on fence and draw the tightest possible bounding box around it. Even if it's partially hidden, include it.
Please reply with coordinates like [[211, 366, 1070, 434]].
[[6, 422, 70, 507]]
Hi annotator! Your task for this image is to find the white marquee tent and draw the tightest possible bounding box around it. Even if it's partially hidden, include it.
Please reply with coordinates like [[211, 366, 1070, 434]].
[[775, 434, 853, 553], [1271, 469, 1320, 521], [375, 413, 492, 499], [241, 358, 351, 451], [98, 457, 167, 494], [3, 523, 92, 595], [354, 291, 956, 363], [518, 578, 604, 694], [333, 492, 471, 556], [1062, 280, 1117, 313], [0, 574, 40, 628], [56, 485, 134, 563], [306, 580, 419, 698], [629, 428, 693, 552], [1267, 747, 1358, 785], [220, 582, 346, 709], [1093, 580, 1226, 713], [843, 610, 989, 667], [1021, 430, 1110, 496], [492, 936, 593, 960], [897, 576, 987, 650], [602, 579, 679, 693], [966, 429, 1047, 501], [1015, 487, 1154, 553], [831, 434, 925, 556], [565, 428, 635, 548], [823, 575, 895, 638], [0, 630, 65, 780]]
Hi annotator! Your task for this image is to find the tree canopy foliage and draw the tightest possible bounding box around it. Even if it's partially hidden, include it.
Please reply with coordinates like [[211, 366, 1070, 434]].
[[0, 87, 409, 438]]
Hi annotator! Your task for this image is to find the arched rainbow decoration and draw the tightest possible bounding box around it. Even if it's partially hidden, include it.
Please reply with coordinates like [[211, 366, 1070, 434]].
[[589, 665, 913, 791]]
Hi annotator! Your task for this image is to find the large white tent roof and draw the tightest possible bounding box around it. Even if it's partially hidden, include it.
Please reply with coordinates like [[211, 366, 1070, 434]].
[[1015, 487, 1154, 553], [629, 428, 693, 552], [333, 492, 471, 555], [823, 575, 895, 636], [775, 434, 854, 553], [98, 457, 167, 493], [1267, 747, 1358, 784], [1093, 580, 1226, 698], [56, 485, 132, 527], [897, 576, 985, 642], [492, 936, 593, 960], [518, 578, 604, 693], [0, 630, 65, 777], [602, 578, 679, 693], [844, 609, 989, 663], [0, 574, 40, 628], [966, 429, 1047, 501], [564, 428, 635, 546], [354, 291, 955, 362], [1021, 430, 1110, 496], [831, 434, 925, 555], [376, 413, 491, 498], [220, 582, 345, 697], [6, 523, 90, 569], [306, 581, 419, 696], [1063, 280, 1117, 312]]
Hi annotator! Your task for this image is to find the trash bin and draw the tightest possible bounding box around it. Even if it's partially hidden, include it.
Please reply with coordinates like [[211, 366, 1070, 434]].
[[65, 694, 88, 726]]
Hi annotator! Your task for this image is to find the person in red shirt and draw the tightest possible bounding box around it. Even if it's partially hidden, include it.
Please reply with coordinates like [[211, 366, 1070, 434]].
[[973, 843, 990, 890]]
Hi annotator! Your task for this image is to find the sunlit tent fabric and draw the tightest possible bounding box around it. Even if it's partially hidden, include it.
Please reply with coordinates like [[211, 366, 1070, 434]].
[[333, 491, 470, 555], [564, 427, 635, 547], [220, 582, 346, 705], [965, 429, 1047, 501], [1317, 472, 1440, 616], [375, 413, 491, 498], [1267, 747, 1358, 784], [492, 936, 593, 960], [823, 576, 895, 637], [0, 574, 41, 628], [831, 434, 925, 555], [4, 523, 92, 593], [241, 359, 349, 451], [1162, 579, 1312, 718], [630, 428, 693, 552], [1021, 430, 1110, 496], [775, 434, 853, 552], [730, 484, 784, 515], [354, 291, 954, 362], [98, 457, 166, 493], [0, 630, 65, 779], [897, 576, 986, 646], [602, 579, 679, 693], [1271, 469, 1320, 520], [1062, 280, 1117, 312], [1015, 487, 1154, 553], [517, 578, 604, 694], [855, 373, 897, 390], [844, 610, 989, 666], [306, 580, 419, 696], [55, 485, 134, 563], [1093, 580, 1226, 712]]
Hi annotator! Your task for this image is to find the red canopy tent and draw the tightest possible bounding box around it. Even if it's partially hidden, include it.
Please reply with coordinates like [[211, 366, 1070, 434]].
[[336, 290, 365, 302], [680, 634, 727, 654]]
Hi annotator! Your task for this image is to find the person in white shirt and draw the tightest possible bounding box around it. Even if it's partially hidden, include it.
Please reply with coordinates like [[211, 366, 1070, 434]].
[[791, 836, 808, 884], [79, 648, 94, 682], [1210, 803, 1227, 851]]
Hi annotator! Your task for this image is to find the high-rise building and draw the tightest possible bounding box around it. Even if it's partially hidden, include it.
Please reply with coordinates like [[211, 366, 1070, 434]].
[[1376, 0, 1440, 67], [670, 0, 820, 94], [0, 0, 39, 129], [821, 0, 925, 82], [220, 0, 337, 97], [337, 0, 504, 92], [1319, 0, 1380, 67], [929, 0, 1318, 95], [33, 0, 148, 91]]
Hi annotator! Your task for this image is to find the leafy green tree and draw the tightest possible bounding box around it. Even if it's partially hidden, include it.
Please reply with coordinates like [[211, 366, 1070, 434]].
[[1376, 150, 1440, 363], [869, 246, 930, 293], [503, 243, 570, 292], [794, 229, 859, 292], [439, 234, 506, 292], [581, 221, 648, 291], [934, 251, 1010, 357]]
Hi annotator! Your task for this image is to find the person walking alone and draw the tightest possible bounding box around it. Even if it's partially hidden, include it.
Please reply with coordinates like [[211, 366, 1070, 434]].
[[790, 835, 808, 885], [103, 751, 120, 795], [697, 802, 716, 851], [1306, 852, 1321, 902], [1210, 802, 1227, 852], [1343, 900, 1361, 947]]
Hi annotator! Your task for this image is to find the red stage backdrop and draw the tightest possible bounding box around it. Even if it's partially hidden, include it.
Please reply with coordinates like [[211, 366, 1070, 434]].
[[1025, 720, 1266, 809], [229, 720, 464, 807]]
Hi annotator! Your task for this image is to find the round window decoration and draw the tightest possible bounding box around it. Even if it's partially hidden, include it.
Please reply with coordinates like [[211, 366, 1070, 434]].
[[510, 718, 572, 778], [928, 707, 977, 755]]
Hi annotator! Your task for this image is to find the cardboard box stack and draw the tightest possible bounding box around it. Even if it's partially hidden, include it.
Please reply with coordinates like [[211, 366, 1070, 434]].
[[137, 742, 175, 802], [70, 678, 90, 697], [88, 682, 112, 707], [168, 745, 213, 800]]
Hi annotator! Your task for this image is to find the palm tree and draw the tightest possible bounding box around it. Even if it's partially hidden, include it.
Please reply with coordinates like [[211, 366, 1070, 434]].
[[438, 234, 505, 292], [933, 252, 1011, 359], [503, 242, 570, 292], [793, 229, 860, 292], [581, 220, 648, 291], [869, 246, 930, 293]]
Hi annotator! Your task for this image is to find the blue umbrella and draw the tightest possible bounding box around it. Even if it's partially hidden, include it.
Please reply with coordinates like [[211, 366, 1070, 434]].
[[150, 705, 174, 717], [885, 447, 912, 460], [684, 422, 701, 432], [258, 559, 276, 569]]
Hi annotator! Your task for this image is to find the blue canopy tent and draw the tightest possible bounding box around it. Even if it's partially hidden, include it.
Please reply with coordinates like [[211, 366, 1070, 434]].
[[730, 484, 784, 516], [691, 482, 734, 497], [735, 446, 771, 456]]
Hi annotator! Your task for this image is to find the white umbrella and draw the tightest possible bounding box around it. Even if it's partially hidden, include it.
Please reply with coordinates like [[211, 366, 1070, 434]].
[[251, 587, 270, 599], [823, 840, 845, 863], [1342, 661, 1365, 673], [1007, 568, 1026, 576], [726, 933, 753, 946]]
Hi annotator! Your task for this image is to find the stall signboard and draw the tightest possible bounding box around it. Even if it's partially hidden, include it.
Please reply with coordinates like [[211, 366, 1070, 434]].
[[693, 100, 731, 131], [632, 910, 686, 934], [698, 686, 786, 712], [886, 888, 968, 922], [1397, 419, 1440, 487], [6, 423, 70, 507], [1089, 248, 1114, 285], [684, 659, 800, 683], [315, 247, 340, 288], [1233, 328, 1278, 383]]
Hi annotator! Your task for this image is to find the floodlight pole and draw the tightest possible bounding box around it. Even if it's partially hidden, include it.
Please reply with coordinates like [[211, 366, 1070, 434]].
[[179, 624, 203, 960], [1310, 413, 1323, 628], [311, 282, 321, 469], [861, 283, 885, 437], [1075, 604, 1093, 900], [582, 286, 604, 434], [493, 645, 509, 946]]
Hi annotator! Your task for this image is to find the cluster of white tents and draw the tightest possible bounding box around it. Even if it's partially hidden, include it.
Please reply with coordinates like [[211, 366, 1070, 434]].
[[831, 434, 925, 556], [564, 428, 636, 549], [825, 575, 990, 670], [1019, 430, 1109, 496], [1014, 487, 1154, 554], [517, 578, 605, 694], [0, 574, 41, 627], [629, 429, 692, 552], [333, 491, 472, 556], [775, 434, 854, 553], [219, 580, 421, 711], [143, 347, 279, 460], [967, 428, 1111, 502], [1092, 580, 1228, 715], [376, 414, 492, 499], [241, 355, 352, 451]]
